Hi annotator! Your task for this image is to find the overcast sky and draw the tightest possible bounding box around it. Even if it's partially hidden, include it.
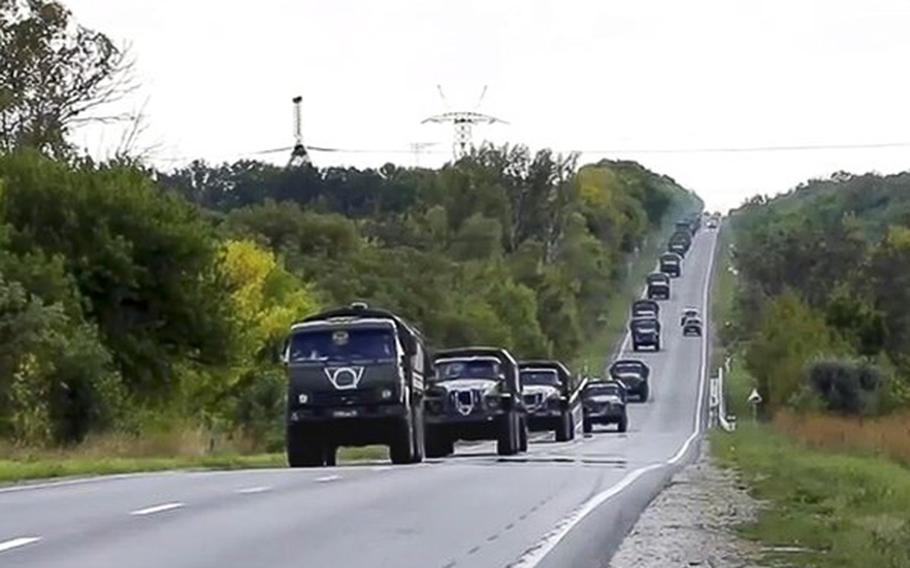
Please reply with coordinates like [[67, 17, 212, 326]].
[[67, 0, 910, 210]]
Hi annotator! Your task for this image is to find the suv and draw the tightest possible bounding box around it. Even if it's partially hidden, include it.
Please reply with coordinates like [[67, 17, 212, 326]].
[[631, 299, 660, 319], [283, 303, 431, 467], [683, 316, 703, 336], [425, 347, 528, 457], [520, 360, 584, 442], [659, 252, 682, 278], [631, 317, 661, 351], [582, 381, 628, 433], [609, 359, 651, 401], [646, 272, 671, 300]]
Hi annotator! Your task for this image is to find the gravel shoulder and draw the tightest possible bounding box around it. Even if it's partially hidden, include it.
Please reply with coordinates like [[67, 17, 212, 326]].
[[609, 440, 763, 568]]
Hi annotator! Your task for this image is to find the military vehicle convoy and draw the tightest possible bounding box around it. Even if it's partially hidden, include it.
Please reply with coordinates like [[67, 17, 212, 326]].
[[668, 230, 692, 256], [424, 347, 529, 457], [283, 303, 431, 467], [581, 380, 628, 433], [646, 272, 671, 300], [659, 252, 682, 278], [519, 360, 584, 442]]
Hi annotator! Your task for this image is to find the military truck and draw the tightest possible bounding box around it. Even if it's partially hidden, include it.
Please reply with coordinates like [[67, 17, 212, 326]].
[[582, 380, 629, 433], [630, 317, 661, 351], [659, 252, 682, 278], [609, 359, 651, 402], [646, 272, 671, 300], [668, 230, 692, 256], [519, 360, 585, 442], [424, 347, 528, 457], [282, 303, 431, 467], [631, 299, 660, 319]]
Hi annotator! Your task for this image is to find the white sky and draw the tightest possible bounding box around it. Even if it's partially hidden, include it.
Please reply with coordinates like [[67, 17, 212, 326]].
[[66, 0, 910, 211]]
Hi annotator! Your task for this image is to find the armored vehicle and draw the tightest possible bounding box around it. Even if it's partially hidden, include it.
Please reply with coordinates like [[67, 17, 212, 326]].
[[630, 317, 661, 351], [582, 381, 629, 433], [425, 347, 528, 457], [519, 360, 585, 442], [283, 303, 431, 467], [646, 272, 671, 300], [609, 359, 651, 402], [659, 252, 682, 278]]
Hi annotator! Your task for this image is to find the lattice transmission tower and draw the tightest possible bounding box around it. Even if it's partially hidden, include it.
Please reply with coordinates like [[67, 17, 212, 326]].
[[422, 85, 506, 160]]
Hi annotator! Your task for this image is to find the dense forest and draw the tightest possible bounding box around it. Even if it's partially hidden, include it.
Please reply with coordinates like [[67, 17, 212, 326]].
[[725, 172, 910, 416]]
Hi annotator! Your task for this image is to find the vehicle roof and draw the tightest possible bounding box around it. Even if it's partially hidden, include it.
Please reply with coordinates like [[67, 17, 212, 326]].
[[434, 346, 518, 366], [630, 317, 660, 328], [295, 304, 422, 339], [647, 272, 670, 281], [660, 252, 682, 260], [611, 359, 649, 369], [519, 360, 571, 378]]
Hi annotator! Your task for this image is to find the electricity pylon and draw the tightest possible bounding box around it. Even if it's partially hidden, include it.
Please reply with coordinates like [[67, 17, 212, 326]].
[[422, 85, 506, 160]]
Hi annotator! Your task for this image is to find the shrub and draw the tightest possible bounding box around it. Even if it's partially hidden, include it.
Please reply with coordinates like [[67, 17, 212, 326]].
[[807, 358, 884, 415]]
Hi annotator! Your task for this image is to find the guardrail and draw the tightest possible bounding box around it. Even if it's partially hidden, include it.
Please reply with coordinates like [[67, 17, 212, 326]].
[[709, 356, 736, 432]]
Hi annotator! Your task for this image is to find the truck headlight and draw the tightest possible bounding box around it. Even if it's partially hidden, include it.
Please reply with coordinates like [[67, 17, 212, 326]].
[[380, 389, 394, 400], [297, 393, 309, 404]]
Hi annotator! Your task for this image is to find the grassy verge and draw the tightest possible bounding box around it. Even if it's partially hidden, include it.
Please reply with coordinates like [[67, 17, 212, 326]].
[[710, 222, 737, 370], [0, 445, 388, 485], [713, 425, 910, 567]]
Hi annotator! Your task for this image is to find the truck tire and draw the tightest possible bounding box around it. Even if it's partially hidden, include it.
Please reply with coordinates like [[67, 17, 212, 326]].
[[410, 405, 425, 464], [583, 418, 593, 434], [286, 425, 324, 468], [425, 426, 452, 458], [324, 445, 337, 467], [518, 417, 528, 452], [639, 382, 650, 402], [617, 415, 628, 433], [389, 413, 416, 465], [497, 411, 519, 456], [555, 411, 573, 442]]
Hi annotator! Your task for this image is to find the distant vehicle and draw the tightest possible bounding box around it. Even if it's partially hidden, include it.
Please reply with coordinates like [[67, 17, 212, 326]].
[[675, 220, 694, 236], [659, 252, 682, 278], [609, 359, 651, 402], [668, 241, 688, 256], [646, 272, 671, 300], [706, 218, 719, 229], [425, 347, 528, 457], [582, 380, 628, 433], [630, 317, 661, 351], [283, 302, 431, 467], [631, 299, 660, 319], [682, 316, 703, 337], [680, 307, 700, 326], [519, 360, 585, 442]]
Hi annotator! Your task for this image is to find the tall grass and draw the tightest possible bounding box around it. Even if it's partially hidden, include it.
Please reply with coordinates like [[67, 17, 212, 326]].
[[775, 410, 910, 467]]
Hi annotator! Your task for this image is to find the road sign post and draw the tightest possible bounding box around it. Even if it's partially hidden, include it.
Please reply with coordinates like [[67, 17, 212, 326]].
[[747, 388, 763, 423]]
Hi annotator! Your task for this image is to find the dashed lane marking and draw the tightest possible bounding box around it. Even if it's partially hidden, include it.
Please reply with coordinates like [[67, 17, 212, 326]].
[[0, 537, 41, 554], [130, 502, 185, 516]]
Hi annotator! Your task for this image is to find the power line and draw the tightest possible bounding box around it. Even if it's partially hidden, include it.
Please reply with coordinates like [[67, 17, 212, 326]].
[[570, 141, 910, 155]]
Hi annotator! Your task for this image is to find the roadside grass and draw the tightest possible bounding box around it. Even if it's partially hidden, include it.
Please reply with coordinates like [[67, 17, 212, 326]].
[[709, 222, 737, 371], [713, 424, 910, 567], [0, 437, 388, 485]]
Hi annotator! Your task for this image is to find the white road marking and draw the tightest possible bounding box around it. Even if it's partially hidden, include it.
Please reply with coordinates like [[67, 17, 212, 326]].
[[369, 466, 393, 472], [0, 537, 41, 554], [130, 502, 184, 516], [236, 486, 271, 494], [315, 475, 341, 483], [0, 472, 161, 494], [511, 231, 719, 568]]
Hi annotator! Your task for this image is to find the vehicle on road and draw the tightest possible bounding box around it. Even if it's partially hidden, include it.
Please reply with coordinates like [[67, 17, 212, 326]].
[[425, 347, 528, 457], [519, 360, 584, 442], [706, 217, 718, 229], [608, 359, 651, 402], [682, 316, 703, 336], [680, 307, 700, 326], [646, 272, 671, 300], [582, 380, 629, 433], [630, 317, 661, 351], [669, 230, 692, 256], [283, 302, 431, 467], [659, 252, 682, 278], [631, 299, 660, 319]]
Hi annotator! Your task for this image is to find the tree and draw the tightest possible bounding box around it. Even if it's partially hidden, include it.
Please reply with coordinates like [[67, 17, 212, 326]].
[[0, 0, 134, 157]]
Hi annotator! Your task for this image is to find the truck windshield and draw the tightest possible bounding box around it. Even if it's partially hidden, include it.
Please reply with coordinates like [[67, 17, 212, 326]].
[[288, 327, 396, 362], [585, 384, 620, 397], [520, 370, 561, 387], [436, 359, 501, 381], [612, 363, 643, 375]]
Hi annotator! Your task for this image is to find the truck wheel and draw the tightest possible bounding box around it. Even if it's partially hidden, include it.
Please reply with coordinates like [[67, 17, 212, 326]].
[[555, 412, 572, 442], [583, 418, 593, 434], [518, 417, 528, 452], [324, 445, 337, 467], [497, 411, 519, 456], [410, 405, 425, 464], [617, 415, 628, 433], [425, 429, 450, 458], [389, 413, 416, 465], [639, 383, 650, 402], [286, 425, 324, 468], [632, 343, 640, 352]]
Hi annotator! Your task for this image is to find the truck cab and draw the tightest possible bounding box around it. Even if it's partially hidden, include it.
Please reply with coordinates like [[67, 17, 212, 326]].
[[519, 360, 585, 442]]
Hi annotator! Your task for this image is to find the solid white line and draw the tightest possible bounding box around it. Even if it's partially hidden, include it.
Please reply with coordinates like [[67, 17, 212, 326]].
[[0, 472, 160, 495], [236, 486, 271, 494], [512, 231, 719, 568], [130, 502, 184, 516], [0, 537, 41, 554], [315, 475, 341, 483]]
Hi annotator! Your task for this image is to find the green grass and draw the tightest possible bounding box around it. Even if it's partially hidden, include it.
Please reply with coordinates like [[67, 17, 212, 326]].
[[710, 222, 737, 370], [713, 425, 910, 567], [0, 446, 388, 485]]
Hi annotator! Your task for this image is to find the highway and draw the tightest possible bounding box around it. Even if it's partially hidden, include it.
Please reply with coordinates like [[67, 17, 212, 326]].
[[0, 229, 718, 568]]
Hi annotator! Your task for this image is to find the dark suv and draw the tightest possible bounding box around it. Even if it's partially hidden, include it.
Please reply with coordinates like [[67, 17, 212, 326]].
[[609, 359, 651, 401], [646, 272, 671, 300], [582, 381, 628, 433], [283, 303, 431, 467], [424, 347, 528, 457], [631, 317, 661, 351], [520, 360, 584, 442]]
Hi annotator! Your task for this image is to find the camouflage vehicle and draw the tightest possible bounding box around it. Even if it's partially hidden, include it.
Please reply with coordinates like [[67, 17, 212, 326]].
[[646, 272, 671, 300], [425, 347, 528, 457], [659, 251, 682, 278], [582, 380, 629, 433], [282, 303, 431, 467], [519, 360, 585, 442]]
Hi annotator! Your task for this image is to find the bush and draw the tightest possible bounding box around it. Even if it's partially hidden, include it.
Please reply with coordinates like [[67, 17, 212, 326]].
[[807, 358, 884, 415]]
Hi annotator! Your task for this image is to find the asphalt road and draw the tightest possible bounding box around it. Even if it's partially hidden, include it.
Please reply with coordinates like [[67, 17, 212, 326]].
[[0, 229, 718, 568]]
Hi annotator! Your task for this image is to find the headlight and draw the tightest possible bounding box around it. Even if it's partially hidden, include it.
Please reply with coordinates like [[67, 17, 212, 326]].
[[485, 395, 501, 408], [297, 393, 309, 404], [380, 389, 394, 400]]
